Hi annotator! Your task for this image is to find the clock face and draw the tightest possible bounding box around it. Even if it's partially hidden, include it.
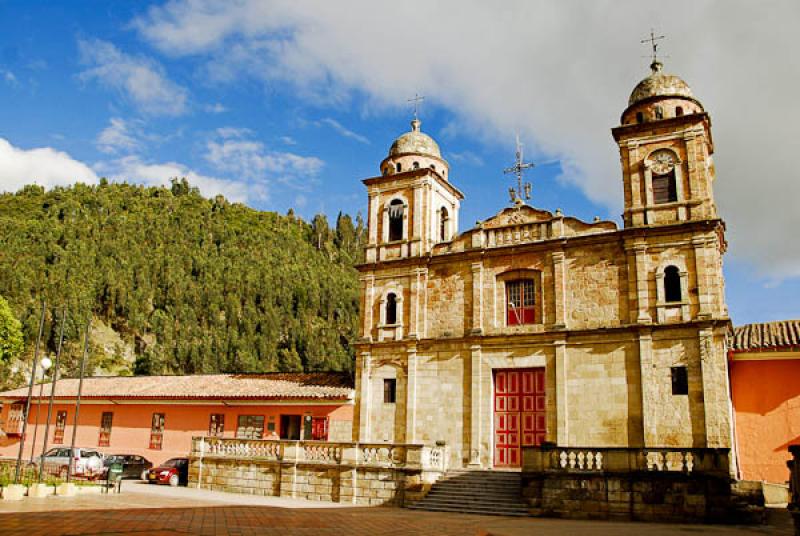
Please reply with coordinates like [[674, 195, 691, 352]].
[[650, 150, 676, 175]]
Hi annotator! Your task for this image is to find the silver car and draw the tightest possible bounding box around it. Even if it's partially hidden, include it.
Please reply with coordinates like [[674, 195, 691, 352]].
[[37, 447, 105, 479]]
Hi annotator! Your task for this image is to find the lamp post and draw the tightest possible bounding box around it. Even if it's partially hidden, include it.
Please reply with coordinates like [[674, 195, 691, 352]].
[[28, 356, 53, 463], [39, 308, 66, 482]]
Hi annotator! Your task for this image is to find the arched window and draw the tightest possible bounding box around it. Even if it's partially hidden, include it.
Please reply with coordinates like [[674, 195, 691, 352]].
[[675, 106, 684, 117], [413, 161, 420, 170], [636, 112, 644, 124], [664, 266, 682, 302], [382, 166, 389, 176], [506, 279, 536, 325], [655, 106, 664, 120], [653, 170, 678, 204], [439, 207, 449, 241], [386, 293, 398, 325], [396, 163, 402, 173], [388, 199, 404, 241]]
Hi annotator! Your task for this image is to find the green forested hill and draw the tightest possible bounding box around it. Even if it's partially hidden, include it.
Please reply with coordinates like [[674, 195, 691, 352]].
[[0, 179, 364, 387]]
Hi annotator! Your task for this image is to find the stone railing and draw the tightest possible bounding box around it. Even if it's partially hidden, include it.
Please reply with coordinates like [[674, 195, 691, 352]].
[[485, 222, 546, 248], [191, 437, 447, 472], [523, 445, 730, 476]]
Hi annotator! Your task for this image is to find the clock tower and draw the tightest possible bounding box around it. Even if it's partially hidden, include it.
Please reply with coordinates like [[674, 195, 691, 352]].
[[612, 59, 718, 228]]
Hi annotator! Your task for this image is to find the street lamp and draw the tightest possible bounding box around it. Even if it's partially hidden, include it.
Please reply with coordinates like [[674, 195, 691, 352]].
[[29, 356, 53, 462]]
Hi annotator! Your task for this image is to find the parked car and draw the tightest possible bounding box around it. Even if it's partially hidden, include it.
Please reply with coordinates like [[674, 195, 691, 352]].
[[145, 457, 189, 487], [36, 447, 105, 479], [103, 454, 153, 480]]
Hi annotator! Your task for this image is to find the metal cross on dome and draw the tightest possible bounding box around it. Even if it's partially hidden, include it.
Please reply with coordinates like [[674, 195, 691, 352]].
[[641, 29, 665, 63], [407, 93, 425, 120], [504, 135, 535, 206]]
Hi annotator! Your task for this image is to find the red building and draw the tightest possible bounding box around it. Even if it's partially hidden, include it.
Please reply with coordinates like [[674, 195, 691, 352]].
[[0, 373, 354, 466], [729, 320, 800, 484]]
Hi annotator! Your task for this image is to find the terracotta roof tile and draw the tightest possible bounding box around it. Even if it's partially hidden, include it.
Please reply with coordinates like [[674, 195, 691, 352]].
[[731, 320, 800, 352], [0, 372, 354, 401]]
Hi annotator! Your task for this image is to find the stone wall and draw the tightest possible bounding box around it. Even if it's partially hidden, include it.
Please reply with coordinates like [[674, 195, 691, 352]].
[[188, 438, 447, 506], [521, 446, 762, 523]]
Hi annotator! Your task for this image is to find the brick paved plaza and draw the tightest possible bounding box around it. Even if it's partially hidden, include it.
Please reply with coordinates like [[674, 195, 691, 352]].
[[0, 484, 794, 536]]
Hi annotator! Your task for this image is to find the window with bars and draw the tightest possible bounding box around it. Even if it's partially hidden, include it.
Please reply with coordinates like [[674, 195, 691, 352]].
[[53, 410, 67, 444], [653, 171, 677, 204], [98, 412, 113, 447], [209, 413, 225, 437], [236, 415, 265, 439], [149, 413, 165, 450], [506, 279, 536, 325]]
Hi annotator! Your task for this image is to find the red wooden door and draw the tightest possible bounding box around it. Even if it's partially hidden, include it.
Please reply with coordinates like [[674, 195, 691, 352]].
[[494, 368, 546, 467]]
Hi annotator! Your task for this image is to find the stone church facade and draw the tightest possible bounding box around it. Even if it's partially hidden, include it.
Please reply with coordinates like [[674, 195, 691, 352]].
[[353, 59, 734, 471]]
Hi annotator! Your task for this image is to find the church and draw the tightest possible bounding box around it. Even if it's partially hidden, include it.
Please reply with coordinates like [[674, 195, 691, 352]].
[[352, 57, 735, 471]]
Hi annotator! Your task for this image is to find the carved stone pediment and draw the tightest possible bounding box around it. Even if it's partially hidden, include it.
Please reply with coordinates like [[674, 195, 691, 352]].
[[481, 205, 554, 229]]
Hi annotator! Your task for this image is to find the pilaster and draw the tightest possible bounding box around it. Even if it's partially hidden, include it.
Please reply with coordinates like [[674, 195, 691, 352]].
[[633, 243, 651, 324], [638, 329, 656, 446], [692, 237, 712, 319], [357, 351, 371, 442], [470, 262, 483, 334], [468, 344, 483, 467], [405, 346, 417, 443], [554, 338, 568, 445], [551, 250, 566, 329]]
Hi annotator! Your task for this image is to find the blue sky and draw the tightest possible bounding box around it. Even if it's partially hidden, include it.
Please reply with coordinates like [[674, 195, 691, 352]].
[[0, 1, 798, 326]]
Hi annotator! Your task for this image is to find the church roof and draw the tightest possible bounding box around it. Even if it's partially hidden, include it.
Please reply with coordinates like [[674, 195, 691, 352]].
[[628, 60, 696, 106], [0, 372, 355, 402], [388, 119, 442, 159], [731, 320, 800, 352]]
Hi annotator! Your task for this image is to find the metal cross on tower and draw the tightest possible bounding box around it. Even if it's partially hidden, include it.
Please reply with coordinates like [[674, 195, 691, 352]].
[[504, 135, 535, 205], [641, 29, 665, 63], [407, 93, 425, 120]]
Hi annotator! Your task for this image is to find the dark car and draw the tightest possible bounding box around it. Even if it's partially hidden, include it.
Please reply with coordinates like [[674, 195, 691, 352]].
[[145, 457, 189, 486], [103, 454, 153, 480]]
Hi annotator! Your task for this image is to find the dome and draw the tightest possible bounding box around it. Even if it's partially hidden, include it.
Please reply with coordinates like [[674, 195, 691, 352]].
[[388, 119, 441, 159], [628, 60, 694, 106]]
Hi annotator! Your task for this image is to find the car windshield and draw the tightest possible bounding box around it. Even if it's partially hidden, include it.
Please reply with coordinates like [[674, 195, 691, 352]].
[[161, 458, 183, 468]]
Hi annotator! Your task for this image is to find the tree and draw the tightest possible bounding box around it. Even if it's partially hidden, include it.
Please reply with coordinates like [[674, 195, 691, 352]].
[[0, 295, 23, 363]]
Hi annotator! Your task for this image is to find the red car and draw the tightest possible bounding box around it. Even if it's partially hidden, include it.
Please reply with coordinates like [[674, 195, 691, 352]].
[[144, 457, 189, 486]]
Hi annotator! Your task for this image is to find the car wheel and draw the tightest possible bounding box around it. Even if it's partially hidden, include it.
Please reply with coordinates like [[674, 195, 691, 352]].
[[168, 474, 179, 487]]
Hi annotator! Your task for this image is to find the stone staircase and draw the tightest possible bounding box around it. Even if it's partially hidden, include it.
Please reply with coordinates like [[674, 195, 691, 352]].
[[407, 470, 530, 517]]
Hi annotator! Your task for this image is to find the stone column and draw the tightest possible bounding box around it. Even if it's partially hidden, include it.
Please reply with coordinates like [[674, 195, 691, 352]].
[[468, 344, 483, 467], [412, 184, 423, 256], [637, 329, 656, 446], [698, 328, 732, 450], [551, 250, 566, 329], [692, 237, 712, 319], [471, 262, 483, 334], [405, 346, 418, 444], [632, 243, 651, 324], [358, 352, 372, 442], [279, 441, 300, 498], [408, 269, 424, 340], [362, 275, 375, 340], [554, 339, 568, 445]]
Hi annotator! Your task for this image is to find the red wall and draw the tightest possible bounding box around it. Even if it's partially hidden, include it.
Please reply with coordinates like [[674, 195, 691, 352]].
[[0, 400, 353, 467], [730, 358, 800, 484]]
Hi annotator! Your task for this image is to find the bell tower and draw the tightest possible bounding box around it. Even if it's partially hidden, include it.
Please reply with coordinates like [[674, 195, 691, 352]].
[[363, 118, 463, 263], [612, 59, 718, 228]]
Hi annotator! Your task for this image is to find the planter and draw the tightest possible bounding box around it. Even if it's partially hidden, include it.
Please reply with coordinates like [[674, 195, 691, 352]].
[[56, 483, 77, 497], [28, 483, 55, 498], [1, 484, 26, 501]]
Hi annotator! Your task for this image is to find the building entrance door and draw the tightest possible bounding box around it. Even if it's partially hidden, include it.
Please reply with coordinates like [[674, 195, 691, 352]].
[[494, 368, 545, 468]]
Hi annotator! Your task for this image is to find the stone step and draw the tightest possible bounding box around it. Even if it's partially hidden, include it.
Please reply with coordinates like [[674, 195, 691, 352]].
[[425, 490, 520, 503], [407, 503, 529, 517], [417, 496, 530, 509]]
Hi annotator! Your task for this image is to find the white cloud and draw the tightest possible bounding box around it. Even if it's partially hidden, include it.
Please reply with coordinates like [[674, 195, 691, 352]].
[[280, 136, 297, 146], [205, 102, 227, 113], [0, 138, 99, 192], [133, 0, 800, 279], [78, 39, 188, 116], [448, 150, 484, 167], [1, 70, 19, 87], [205, 129, 324, 192], [96, 118, 142, 154], [320, 118, 369, 144]]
